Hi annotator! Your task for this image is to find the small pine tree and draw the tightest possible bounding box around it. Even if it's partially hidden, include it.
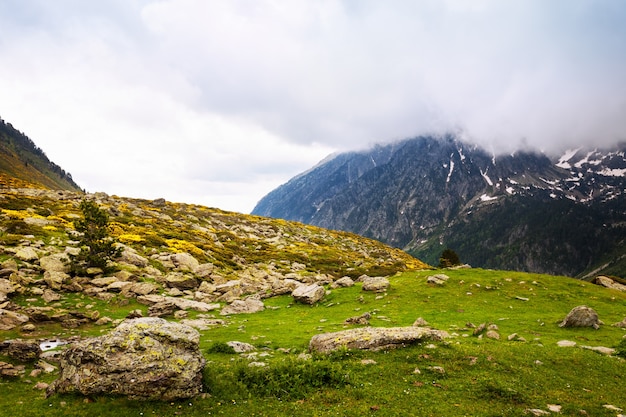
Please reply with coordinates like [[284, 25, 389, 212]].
[[438, 248, 461, 268], [70, 200, 120, 274]]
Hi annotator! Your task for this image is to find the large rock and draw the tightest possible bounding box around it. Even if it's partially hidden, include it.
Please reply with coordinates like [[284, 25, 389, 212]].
[[0, 309, 30, 330], [47, 317, 206, 400], [559, 305, 602, 329], [361, 276, 390, 292], [39, 254, 70, 273], [165, 273, 199, 290], [117, 245, 149, 268], [594, 276, 626, 292], [170, 253, 200, 272], [309, 326, 450, 353], [292, 283, 325, 304], [43, 271, 70, 290], [220, 298, 264, 315], [15, 247, 39, 262]]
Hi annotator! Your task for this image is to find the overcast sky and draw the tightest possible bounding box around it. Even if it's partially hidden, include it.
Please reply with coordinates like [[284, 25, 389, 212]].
[[1, 1, 625, 213]]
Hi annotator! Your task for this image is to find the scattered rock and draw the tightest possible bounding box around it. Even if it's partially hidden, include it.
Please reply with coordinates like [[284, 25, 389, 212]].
[[15, 247, 39, 262], [557, 340, 577, 347], [42, 289, 62, 303], [47, 317, 206, 401], [485, 330, 500, 340], [220, 298, 264, 315], [227, 341, 256, 353], [148, 300, 178, 317], [344, 312, 371, 325], [0, 361, 25, 378], [331, 276, 355, 289], [427, 274, 449, 285], [361, 359, 377, 365], [292, 283, 325, 304], [0, 308, 30, 330], [6, 339, 41, 362], [165, 273, 199, 290], [309, 326, 449, 353], [39, 254, 70, 273], [412, 317, 429, 327], [361, 276, 390, 292], [170, 253, 200, 272], [613, 317, 626, 328], [43, 271, 70, 290], [559, 305, 602, 329], [580, 345, 615, 355], [527, 409, 550, 416], [594, 276, 626, 292]]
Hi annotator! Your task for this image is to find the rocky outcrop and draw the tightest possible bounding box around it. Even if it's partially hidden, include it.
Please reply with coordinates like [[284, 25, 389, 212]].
[[309, 326, 449, 353], [47, 317, 206, 400], [559, 306, 602, 329]]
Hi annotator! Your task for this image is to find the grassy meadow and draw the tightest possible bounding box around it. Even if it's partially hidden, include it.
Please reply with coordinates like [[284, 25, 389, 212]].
[[2, 268, 626, 416]]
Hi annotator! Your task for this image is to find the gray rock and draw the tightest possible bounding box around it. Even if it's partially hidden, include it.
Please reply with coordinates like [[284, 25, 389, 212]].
[[361, 276, 390, 292], [47, 317, 205, 400], [170, 253, 200, 272], [594, 275, 626, 292], [344, 312, 371, 325], [39, 254, 70, 273], [331, 276, 355, 289], [427, 274, 449, 285], [43, 270, 70, 290], [559, 305, 602, 329], [6, 339, 41, 362], [15, 247, 39, 262], [220, 298, 265, 315], [226, 341, 256, 353], [0, 309, 30, 330], [165, 273, 199, 290], [292, 283, 325, 304], [117, 245, 149, 268], [309, 326, 449, 353]]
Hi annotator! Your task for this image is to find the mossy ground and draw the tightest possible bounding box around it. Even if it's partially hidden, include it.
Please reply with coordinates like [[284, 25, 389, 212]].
[[2, 268, 626, 416]]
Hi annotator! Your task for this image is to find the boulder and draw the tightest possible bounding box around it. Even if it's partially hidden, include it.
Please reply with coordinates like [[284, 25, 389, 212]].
[[165, 273, 199, 290], [47, 317, 206, 401], [0, 309, 30, 330], [170, 253, 200, 272], [361, 276, 390, 292], [594, 276, 626, 292], [559, 305, 602, 329], [15, 247, 39, 262], [117, 245, 149, 268], [292, 283, 325, 304], [309, 326, 449, 353], [148, 300, 178, 317], [331, 276, 355, 289], [6, 339, 41, 362], [43, 271, 70, 290], [226, 341, 256, 353], [344, 312, 371, 325], [427, 274, 449, 285], [39, 254, 70, 273], [220, 298, 265, 315]]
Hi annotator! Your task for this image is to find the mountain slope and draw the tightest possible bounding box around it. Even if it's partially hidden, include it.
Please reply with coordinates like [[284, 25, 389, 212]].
[[0, 117, 81, 191], [253, 136, 626, 278]]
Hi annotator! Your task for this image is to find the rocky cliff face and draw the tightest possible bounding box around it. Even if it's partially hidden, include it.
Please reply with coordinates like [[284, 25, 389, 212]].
[[253, 136, 626, 278]]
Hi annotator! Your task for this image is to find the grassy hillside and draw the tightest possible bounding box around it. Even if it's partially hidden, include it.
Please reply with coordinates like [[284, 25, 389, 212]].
[[0, 188, 625, 416], [0, 118, 81, 191]]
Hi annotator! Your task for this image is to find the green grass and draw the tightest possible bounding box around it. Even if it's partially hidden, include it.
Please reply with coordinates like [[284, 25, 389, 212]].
[[2, 268, 626, 416]]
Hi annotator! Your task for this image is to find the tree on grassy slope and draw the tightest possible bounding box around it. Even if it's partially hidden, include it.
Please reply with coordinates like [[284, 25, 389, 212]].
[[70, 200, 120, 274]]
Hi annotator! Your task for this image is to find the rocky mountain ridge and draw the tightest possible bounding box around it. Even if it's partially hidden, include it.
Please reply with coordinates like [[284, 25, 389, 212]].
[[253, 136, 626, 278], [0, 118, 81, 191]]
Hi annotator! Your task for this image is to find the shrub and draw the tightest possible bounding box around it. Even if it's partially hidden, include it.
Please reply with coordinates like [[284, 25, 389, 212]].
[[69, 200, 121, 274], [615, 338, 626, 358], [206, 342, 236, 354]]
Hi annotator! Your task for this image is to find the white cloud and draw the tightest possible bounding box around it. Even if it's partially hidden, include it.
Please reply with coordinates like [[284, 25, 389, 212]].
[[0, 0, 625, 213]]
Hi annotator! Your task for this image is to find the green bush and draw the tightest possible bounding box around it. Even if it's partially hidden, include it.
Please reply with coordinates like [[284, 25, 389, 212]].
[[206, 342, 236, 354], [615, 338, 626, 358], [205, 357, 349, 401]]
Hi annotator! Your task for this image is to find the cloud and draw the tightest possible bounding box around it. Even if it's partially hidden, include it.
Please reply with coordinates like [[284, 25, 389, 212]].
[[0, 1, 625, 212]]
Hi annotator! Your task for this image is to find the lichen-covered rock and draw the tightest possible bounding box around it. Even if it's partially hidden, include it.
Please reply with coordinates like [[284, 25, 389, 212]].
[[309, 326, 449, 353], [331, 276, 355, 289], [47, 317, 206, 400], [427, 274, 449, 285], [559, 305, 602, 329], [0, 309, 30, 330], [292, 283, 325, 304], [361, 276, 390, 292]]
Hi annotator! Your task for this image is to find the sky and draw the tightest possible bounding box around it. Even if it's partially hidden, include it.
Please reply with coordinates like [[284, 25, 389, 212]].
[[1, 0, 625, 213]]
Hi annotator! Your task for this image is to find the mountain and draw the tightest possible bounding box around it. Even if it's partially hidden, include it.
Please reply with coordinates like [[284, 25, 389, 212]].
[[0, 117, 81, 191], [253, 136, 626, 278]]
